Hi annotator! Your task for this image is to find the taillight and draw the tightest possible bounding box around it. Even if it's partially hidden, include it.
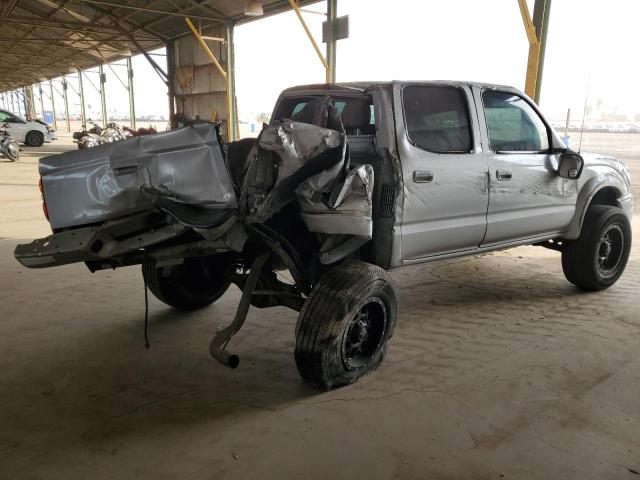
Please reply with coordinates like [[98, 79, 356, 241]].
[[39, 177, 49, 222]]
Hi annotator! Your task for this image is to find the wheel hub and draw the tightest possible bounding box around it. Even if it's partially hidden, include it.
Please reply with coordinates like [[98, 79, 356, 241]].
[[597, 225, 624, 276], [341, 297, 387, 370]]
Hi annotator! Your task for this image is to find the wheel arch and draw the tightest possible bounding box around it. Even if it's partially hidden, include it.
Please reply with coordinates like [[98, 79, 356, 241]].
[[564, 177, 626, 240]]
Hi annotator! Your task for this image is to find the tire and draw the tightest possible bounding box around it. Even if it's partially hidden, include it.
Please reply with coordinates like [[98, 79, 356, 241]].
[[25, 130, 44, 147], [295, 260, 398, 390], [562, 205, 632, 291], [142, 257, 231, 311]]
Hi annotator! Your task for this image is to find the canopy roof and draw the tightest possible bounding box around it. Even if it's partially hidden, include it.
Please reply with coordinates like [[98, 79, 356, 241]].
[[0, 0, 319, 91]]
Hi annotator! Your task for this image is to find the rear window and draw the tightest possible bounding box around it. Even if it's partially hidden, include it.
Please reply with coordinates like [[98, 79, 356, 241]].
[[272, 95, 375, 134], [402, 85, 472, 153]]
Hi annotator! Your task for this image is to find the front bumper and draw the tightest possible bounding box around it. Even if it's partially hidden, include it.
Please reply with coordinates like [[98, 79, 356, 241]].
[[45, 132, 56, 142]]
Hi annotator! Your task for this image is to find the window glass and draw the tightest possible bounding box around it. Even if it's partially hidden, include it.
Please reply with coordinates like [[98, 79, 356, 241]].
[[273, 96, 374, 127], [402, 85, 472, 153], [482, 90, 549, 152], [0, 111, 13, 122]]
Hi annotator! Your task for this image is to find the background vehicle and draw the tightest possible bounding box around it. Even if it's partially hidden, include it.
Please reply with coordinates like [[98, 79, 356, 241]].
[[0, 122, 20, 161], [14, 81, 633, 390], [0, 109, 55, 146]]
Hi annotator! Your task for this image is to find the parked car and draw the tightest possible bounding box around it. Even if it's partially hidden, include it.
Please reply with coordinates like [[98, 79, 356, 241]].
[[0, 109, 55, 146], [14, 81, 633, 390]]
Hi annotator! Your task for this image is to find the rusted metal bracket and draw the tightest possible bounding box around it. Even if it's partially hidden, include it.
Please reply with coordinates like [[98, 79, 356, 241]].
[[209, 250, 271, 368]]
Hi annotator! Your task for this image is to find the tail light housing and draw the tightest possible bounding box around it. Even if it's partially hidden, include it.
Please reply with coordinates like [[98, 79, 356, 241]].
[[39, 177, 49, 222]]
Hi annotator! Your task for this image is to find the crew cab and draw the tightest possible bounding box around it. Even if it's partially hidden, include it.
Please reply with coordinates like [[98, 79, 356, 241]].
[[0, 109, 56, 146], [14, 81, 633, 390]]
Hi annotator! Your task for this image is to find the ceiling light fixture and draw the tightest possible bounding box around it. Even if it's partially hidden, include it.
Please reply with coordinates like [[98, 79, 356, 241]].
[[244, 0, 263, 16]]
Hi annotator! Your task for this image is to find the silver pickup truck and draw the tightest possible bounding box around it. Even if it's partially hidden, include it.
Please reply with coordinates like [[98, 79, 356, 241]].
[[15, 81, 633, 390]]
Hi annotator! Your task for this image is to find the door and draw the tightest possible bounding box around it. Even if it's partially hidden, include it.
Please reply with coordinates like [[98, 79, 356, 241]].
[[475, 88, 577, 246], [0, 110, 27, 143], [395, 83, 489, 260]]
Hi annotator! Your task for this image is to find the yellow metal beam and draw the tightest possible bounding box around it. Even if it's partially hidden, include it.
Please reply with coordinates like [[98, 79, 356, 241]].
[[287, 0, 331, 83], [517, 0, 540, 99]]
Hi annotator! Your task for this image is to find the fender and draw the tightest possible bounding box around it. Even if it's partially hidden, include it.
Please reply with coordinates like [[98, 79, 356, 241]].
[[563, 174, 630, 240]]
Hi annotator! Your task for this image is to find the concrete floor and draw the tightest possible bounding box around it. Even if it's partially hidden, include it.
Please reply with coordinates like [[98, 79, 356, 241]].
[[1, 133, 640, 479]]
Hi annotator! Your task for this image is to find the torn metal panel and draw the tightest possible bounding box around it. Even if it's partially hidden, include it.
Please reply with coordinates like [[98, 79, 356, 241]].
[[240, 119, 345, 223], [40, 123, 236, 230]]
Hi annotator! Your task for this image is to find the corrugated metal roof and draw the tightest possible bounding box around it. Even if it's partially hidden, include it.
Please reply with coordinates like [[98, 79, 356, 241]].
[[0, 0, 320, 91]]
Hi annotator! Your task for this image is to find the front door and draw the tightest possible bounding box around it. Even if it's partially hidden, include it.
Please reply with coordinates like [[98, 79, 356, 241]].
[[475, 88, 577, 246], [395, 83, 489, 260]]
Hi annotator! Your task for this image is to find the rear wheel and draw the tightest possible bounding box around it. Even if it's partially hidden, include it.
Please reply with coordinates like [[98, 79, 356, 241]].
[[562, 205, 631, 291], [295, 260, 398, 390], [142, 257, 230, 311], [25, 130, 44, 147]]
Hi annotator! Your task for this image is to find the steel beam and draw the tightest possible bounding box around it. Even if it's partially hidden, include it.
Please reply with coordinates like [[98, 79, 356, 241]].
[[166, 39, 176, 128], [287, 0, 330, 82], [38, 84, 46, 121], [77, 67, 87, 125], [62, 77, 71, 132], [49, 81, 58, 131], [99, 64, 108, 127], [533, 0, 551, 103], [226, 22, 237, 141], [326, 0, 337, 83], [127, 57, 136, 129], [517, 0, 540, 100]]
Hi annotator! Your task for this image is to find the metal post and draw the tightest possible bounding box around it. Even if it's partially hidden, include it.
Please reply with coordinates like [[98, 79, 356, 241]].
[[77, 68, 87, 125], [287, 0, 330, 81], [10, 90, 15, 112], [48, 80, 58, 131], [98, 64, 108, 127], [226, 22, 237, 141], [326, 0, 337, 83], [38, 84, 45, 121], [62, 77, 71, 132], [21, 88, 29, 118], [24, 86, 35, 120], [166, 40, 176, 128], [533, 0, 551, 103], [127, 57, 136, 129], [517, 0, 540, 99]]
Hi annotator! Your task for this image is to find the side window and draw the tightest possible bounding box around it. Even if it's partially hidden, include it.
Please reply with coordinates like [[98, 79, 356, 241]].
[[0, 111, 12, 122], [482, 90, 549, 152], [402, 85, 472, 153]]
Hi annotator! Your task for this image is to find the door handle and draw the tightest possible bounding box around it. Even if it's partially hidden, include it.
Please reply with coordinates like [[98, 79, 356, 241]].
[[413, 170, 433, 183], [496, 170, 512, 181]]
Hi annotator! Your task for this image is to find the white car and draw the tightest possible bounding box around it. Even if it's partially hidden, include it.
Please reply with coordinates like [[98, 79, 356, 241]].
[[0, 109, 56, 147]]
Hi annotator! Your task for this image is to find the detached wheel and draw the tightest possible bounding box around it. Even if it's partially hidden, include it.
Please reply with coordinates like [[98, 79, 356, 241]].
[[142, 257, 230, 311], [25, 130, 44, 147], [295, 260, 398, 390], [562, 205, 631, 291]]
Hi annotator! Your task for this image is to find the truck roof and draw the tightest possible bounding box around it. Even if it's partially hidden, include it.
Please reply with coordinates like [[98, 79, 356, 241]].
[[279, 80, 519, 96]]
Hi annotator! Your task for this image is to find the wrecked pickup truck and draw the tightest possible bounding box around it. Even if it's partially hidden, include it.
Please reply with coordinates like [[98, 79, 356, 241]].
[[15, 81, 633, 390]]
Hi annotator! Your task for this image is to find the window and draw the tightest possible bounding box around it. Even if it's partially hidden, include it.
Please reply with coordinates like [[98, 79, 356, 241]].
[[272, 96, 374, 132], [482, 90, 549, 152], [0, 111, 16, 122], [402, 85, 472, 153]]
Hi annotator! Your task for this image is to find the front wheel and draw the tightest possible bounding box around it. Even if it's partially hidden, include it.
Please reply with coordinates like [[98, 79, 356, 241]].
[[562, 205, 631, 291], [295, 260, 398, 390], [142, 257, 231, 311]]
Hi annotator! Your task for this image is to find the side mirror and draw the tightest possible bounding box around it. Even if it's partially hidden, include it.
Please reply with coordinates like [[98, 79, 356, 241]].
[[558, 152, 584, 179]]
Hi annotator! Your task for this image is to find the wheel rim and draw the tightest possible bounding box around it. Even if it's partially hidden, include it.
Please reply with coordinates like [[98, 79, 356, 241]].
[[596, 224, 624, 277], [341, 297, 387, 371]]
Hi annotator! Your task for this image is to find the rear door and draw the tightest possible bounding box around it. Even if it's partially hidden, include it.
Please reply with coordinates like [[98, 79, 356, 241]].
[[394, 83, 489, 260], [475, 87, 576, 246]]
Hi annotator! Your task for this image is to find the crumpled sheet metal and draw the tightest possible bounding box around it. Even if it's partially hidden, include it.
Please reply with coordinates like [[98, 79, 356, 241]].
[[240, 119, 374, 239], [40, 123, 236, 230]]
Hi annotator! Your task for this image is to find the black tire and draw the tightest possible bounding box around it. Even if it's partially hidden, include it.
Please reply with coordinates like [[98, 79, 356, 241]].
[[562, 205, 631, 291], [142, 257, 231, 311], [295, 260, 398, 390], [25, 130, 44, 147]]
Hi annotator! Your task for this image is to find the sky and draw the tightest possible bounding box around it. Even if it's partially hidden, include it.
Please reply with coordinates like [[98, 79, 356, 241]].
[[6, 0, 640, 125]]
